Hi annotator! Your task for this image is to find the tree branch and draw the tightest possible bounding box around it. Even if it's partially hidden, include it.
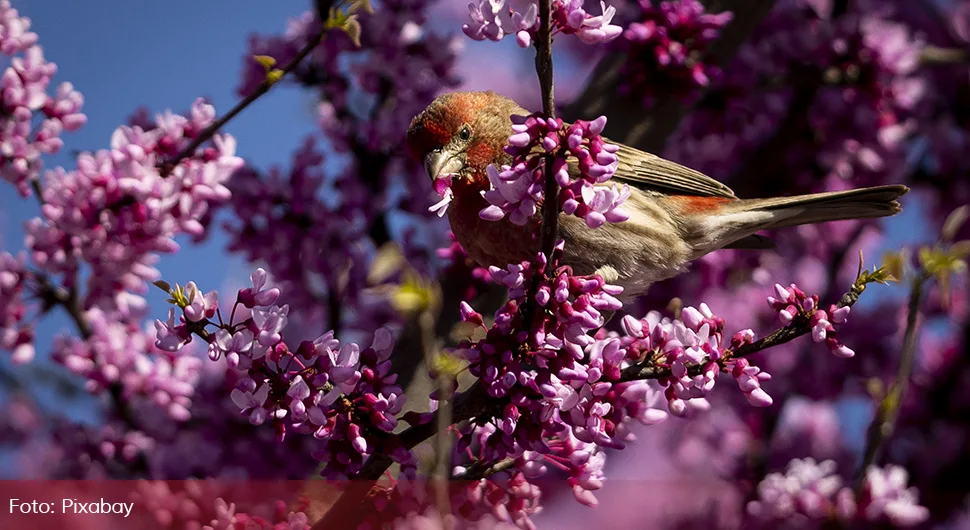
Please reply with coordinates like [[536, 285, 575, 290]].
[[855, 272, 928, 491], [31, 272, 141, 431], [535, 0, 559, 262], [619, 274, 874, 382], [160, 4, 334, 176]]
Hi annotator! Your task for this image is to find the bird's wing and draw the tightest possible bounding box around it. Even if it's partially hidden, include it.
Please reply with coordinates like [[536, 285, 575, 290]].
[[608, 141, 738, 199]]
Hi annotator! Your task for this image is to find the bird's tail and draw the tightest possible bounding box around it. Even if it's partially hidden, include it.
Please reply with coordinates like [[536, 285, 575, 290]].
[[735, 184, 909, 229], [707, 184, 909, 252]]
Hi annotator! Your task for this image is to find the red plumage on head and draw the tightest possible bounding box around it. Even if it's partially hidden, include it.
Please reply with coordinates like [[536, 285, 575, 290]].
[[406, 92, 500, 162]]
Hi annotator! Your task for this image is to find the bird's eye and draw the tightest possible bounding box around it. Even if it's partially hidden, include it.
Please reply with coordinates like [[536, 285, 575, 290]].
[[458, 125, 471, 141]]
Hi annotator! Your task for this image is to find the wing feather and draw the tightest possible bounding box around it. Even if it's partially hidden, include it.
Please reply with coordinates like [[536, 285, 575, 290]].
[[609, 141, 737, 199]]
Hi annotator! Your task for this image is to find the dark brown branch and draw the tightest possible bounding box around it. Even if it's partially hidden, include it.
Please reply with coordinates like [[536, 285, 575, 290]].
[[535, 0, 559, 262], [32, 272, 140, 430], [453, 457, 517, 480]]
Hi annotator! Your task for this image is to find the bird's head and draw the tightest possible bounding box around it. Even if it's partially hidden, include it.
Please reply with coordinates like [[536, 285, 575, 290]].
[[406, 91, 525, 188]]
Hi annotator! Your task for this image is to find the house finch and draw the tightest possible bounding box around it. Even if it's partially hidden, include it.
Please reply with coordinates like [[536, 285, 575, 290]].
[[406, 91, 908, 300]]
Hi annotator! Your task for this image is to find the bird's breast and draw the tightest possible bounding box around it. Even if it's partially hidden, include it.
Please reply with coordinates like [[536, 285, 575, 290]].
[[446, 178, 540, 270]]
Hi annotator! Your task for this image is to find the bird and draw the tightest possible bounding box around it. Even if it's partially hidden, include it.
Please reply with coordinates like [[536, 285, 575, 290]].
[[406, 90, 909, 301]]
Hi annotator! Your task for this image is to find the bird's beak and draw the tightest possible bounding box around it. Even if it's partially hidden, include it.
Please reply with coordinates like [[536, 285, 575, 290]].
[[424, 149, 464, 181]]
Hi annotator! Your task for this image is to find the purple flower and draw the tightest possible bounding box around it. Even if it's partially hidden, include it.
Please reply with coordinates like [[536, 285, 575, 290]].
[[511, 4, 537, 47], [767, 282, 855, 357], [748, 459, 929, 527], [747, 458, 850, 521], [481, 114, 628, 229], [462, 0, 505, 42], [154, 308, 191, 353], [238, 267, 280, 308], [557, 0, 622, 45], [230, 383, 271, 425], [0, 1, 39, 55], [327, 342, 362, 392], [210, 328, 254, 364], [460, 0, 621, 48], [0, 251, 33, 363], [729, 357, 773, 407], [183, 281, 218, 323], [618, 0, 733, 104], [251, 304, 289, 347]]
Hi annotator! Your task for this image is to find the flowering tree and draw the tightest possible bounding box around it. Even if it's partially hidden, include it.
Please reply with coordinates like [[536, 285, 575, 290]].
[[1, 0, 969, 528]]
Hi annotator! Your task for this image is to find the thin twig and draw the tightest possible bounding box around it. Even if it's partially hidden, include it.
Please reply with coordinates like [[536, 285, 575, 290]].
[[535, 0, 558, 262], [452, 457, 517, 480], [619, 277, 872, 382], [422, 309, 452, 520], [854, 272, 929, 491], [160, 16, 333, 176], [31, 272, 142, 430]]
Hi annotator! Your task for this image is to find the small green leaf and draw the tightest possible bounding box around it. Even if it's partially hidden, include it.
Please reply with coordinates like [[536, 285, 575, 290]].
[[347, 0, 373, 14], [431, 350, 464, 377], [253, 55, 277, 71], [390, 271, 438, 315], [266, 69, 284, 85], [952, 240, 970, 259], [880, 250, 907, 284], [342, 17, 362, 47]]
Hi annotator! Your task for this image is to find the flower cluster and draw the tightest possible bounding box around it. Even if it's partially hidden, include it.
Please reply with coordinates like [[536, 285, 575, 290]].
[[747, 458, 929, 527], [767, 282, 854, 358], [0, 251, 32, 363], [1, 0, 86, 195], [463, 0, 622, 48], [25, 98, 243, 314], [446, 243, 664, 513], [155, 269, 415, 479], [619, 303, 773, 411], [53, 308, 203, 421], [618, 0, 733, 103], [444, 241, 845, 521], [477, 113, 628, 229]]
